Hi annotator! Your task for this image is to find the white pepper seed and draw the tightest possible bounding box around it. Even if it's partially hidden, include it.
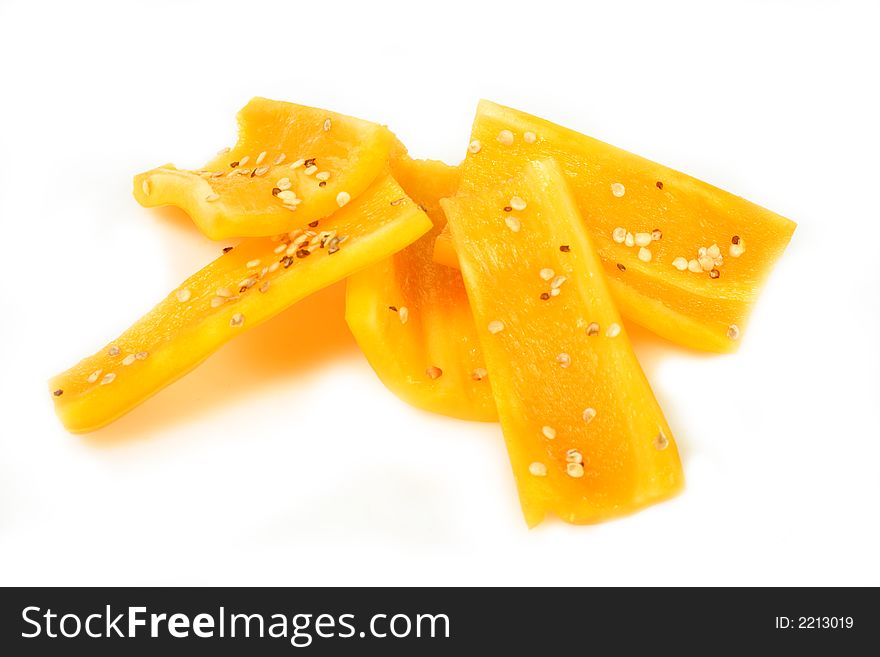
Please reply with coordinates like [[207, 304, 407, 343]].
[[529, 462, 548, 477]]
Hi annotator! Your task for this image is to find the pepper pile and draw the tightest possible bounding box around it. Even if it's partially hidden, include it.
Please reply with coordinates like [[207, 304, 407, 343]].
[[51, 98, 796, 525]]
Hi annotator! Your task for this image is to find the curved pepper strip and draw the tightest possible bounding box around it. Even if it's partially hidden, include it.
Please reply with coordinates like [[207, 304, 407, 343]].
[[346, 157, 496, 421], [50, 174, 431, 433]]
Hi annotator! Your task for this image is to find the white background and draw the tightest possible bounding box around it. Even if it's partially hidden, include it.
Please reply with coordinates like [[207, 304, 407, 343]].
[[1, 0, 878, 586]]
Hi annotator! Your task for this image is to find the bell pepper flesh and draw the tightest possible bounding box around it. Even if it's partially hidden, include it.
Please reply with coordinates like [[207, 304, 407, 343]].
[[346, 157, 496, 421], [50, 174, 431, 433], [441, 159, 684, 526], [133, 97, 395, 240], [436, 100, 796, 353]]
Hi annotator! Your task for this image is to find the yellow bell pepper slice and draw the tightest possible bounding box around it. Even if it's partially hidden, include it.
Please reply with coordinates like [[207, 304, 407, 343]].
[[346, 157, 496, 421], [442, 159, 684, 525], [51, 174, 431, 433], [436, 100, 796, 353], [133, 97, 394, 239]]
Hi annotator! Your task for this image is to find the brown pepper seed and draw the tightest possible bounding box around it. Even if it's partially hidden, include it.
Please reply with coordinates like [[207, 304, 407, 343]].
[[656, 181, 664, 189], [709, 268, 720, 279], [271, 187, 281, 196], [540, 292, 550, 300], [295, 249, 311, 258], [559, 245, 570, 252], [426, 366, 443, 380], [223, 246, 234, 253], [503, 206, 513, 212], [732, 235, 741, 245], [654, 431, 669, 450], [318, 181, 327, 187], [309, 221, 319, 228], [617, 263, 626, 272], [53, 389, 63, 397]]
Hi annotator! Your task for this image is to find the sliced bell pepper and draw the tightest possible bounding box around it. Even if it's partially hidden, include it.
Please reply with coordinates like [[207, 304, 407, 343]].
[[441, 159, 684, 525], [346, 156, 496, 421], [133, 97, 395, 239], [50, 174, 431, 432], [436, 100, 796, 353]]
